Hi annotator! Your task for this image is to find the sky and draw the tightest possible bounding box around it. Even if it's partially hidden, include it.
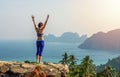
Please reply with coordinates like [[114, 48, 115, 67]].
[[0, 0, 120, 40]]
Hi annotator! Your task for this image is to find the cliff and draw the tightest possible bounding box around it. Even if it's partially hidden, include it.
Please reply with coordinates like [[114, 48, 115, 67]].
[[0, 61, 69, 77], [79, 29, 120, 51]]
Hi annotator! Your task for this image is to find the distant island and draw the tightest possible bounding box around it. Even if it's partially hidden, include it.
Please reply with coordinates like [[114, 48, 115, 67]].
[[44, 32, 87, 43], [79, 29, 120, 51]]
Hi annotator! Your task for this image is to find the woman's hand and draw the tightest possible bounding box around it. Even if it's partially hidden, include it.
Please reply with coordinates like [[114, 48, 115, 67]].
[[47, 14, 49, 19], [31, 15, 35, 20]]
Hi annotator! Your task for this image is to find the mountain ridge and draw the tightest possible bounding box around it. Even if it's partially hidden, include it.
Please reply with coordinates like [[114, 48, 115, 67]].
[[44, 32, 87, 43], [79, 29, 120, 51]]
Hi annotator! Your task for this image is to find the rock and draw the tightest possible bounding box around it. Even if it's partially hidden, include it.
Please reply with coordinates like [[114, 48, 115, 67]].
[[21, 63, 35, 69], [0, 63, 11, 73], [0, 61, 69, 77], [10, 67, 27, 74]]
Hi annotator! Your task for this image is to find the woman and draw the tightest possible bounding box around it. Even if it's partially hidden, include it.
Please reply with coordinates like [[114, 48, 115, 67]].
[[31, 15, 49, 63]]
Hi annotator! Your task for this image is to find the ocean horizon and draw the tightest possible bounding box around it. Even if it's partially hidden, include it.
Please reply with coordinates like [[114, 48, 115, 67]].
[[0, 40, 120, 65]]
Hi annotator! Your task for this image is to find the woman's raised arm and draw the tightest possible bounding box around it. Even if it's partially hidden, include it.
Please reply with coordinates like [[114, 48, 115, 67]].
[[41, 14, 49, 30], [31, 15, 37, 32]]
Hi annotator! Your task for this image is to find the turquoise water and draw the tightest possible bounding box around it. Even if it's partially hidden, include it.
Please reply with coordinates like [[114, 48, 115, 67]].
[[0, 40, 120, 65]]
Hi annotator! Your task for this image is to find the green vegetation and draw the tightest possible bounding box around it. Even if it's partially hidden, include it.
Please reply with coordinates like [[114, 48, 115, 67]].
[[59, 52, 120, 77], [24, 60, 36, 64]]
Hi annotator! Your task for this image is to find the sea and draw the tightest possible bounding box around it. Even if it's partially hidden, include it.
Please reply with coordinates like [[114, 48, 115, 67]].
[[0, 40, 120, 65]]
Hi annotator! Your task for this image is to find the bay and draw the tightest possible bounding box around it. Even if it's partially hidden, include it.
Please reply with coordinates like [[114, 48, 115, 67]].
[[0, 40, 120, 65]]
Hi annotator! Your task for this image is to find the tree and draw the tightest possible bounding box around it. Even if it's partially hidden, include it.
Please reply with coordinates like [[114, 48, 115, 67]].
[[68, 55, 78, 77], [79, 55, 96, 77], [117, 68, 120, 77], [69, 55, 76, 66], [59, 53, 97, 77], [59, 52, 69, 65], [98, 65, 114, 77], [59, 52, 79, 77], [104, 66, 114, 77]]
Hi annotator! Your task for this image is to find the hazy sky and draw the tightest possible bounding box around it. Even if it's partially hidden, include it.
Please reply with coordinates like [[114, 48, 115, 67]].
[[0, 0, 120, 40]]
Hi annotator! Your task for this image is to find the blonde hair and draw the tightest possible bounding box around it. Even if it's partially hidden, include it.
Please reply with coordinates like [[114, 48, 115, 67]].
[[35, 64, 46, 77], [28, 64, 46, 77], [35, 64, 43, 71]]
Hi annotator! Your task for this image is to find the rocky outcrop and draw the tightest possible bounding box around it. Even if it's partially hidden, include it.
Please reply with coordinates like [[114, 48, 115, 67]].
[[0, 61, 69, 77]]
